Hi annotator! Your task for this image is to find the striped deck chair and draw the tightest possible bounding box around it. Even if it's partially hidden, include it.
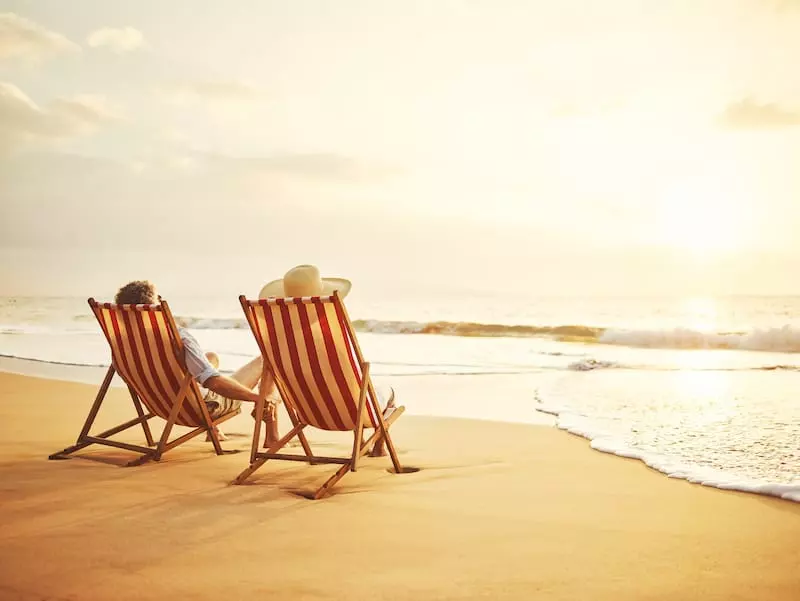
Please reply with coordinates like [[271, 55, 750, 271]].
[[236, 291, 406, 499], [49, 298, 240, 466]]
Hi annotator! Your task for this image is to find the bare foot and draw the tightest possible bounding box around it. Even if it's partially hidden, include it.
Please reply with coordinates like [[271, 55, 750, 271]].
[[369, 440, 387, 457], [262, 417, 280, 448], [252, 405, 280, 448], [205, 426, 228, 442]]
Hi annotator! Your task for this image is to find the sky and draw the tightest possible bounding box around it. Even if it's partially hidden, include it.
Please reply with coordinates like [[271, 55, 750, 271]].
[[1, 0, 800, 298]]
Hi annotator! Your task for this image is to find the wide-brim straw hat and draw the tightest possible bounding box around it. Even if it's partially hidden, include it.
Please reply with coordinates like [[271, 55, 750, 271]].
[[258, 265, 352, 299]]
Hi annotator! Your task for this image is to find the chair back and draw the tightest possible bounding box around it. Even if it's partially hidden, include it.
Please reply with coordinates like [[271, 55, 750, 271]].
[[90, 299, 206, 427], [240, 293, 380, 431]]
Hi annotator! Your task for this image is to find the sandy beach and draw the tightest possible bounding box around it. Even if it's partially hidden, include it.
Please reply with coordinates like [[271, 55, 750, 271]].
[[0, 371, 797, 600]]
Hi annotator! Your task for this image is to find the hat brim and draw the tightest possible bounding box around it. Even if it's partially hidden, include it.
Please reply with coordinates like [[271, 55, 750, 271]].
[[258, 277, 352, 300]]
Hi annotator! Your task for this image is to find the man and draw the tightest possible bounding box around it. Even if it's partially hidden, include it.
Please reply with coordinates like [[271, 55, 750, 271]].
[[113, 280, 279, 442]]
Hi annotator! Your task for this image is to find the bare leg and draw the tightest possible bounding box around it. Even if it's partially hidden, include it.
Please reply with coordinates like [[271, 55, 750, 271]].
[[232, 357, 280, 446], [256, 365, 279, 446], [230, 355, 264, 389], [369, 388, 396, 457], [203, 352, 226, 441], [262, 402, 280, 448]]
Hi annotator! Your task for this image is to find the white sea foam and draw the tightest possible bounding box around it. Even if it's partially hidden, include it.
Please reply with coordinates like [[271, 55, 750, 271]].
[[537, 402, 800, 504], [179, 317, 800, 355], [177, 317, 247, 330], [601, 325, 800, 353], [567, 358, 619, 371]]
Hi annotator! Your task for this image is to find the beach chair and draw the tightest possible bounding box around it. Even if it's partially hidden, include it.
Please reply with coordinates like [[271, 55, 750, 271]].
[[49, 298, 240, 466], [235, 291, 406, 499]]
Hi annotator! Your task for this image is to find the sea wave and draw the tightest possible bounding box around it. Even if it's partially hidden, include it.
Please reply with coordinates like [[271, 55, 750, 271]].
[[172, 315, 604, 339], [350, 319, 602, 339], [12, 313, 800, 353], [565, 358, 800, 372], [176, 316, 602, 339], [177, 317, 248, 330], [599, 325, 800, 353], [353, 320, 800, 353]]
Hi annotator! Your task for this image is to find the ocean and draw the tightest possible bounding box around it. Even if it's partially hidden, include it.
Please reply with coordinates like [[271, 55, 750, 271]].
[[1, 292, 799, 502]]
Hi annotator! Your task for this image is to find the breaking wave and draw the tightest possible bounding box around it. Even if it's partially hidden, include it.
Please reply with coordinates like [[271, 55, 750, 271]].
[[599, 325, 800, 353], [177, 317, 248, 330], [174, 316, 603, 338], [350, 319, 603, 339], [351, 320, 800, 353]]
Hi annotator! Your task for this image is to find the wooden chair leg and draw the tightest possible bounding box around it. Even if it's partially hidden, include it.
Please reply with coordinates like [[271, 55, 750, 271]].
[[297, 429, 314, 459], [77, 366, 115, 441], [250, 397, 265, 463], [314, 410, 405, 499], [197, 390, 223, 456], [314, 462, 352, 500], [152, 376, 190, 461], [351, 364, 369, 472], [49, 366, 115, 459], [128, 385, 155, 447], [370, 401, 404, 474], [125, 453, 156, 467], [233, 423, 304, 484], [281, 404, 314, 459], [383, 429, 402, 474]]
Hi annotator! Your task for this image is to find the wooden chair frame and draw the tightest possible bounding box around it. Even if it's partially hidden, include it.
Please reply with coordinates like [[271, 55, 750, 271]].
[[235, 292, 406, 499], [49, 298, 240, 467]]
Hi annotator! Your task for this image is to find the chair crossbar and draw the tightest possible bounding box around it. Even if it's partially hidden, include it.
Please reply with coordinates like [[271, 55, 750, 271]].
[[254, 453, 351, 465], [82, 437, 153, 455]]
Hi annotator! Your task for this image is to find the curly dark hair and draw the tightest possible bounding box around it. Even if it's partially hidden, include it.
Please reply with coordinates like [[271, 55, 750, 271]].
[[114, 280, 157, 305]]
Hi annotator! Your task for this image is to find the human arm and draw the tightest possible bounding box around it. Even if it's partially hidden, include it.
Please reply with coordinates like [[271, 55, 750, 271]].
[[179, 329, 259, 403], [202, 375, 260, 403]]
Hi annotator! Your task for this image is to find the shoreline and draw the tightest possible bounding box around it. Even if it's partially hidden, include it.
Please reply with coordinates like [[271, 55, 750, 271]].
[[2, 355, 799, 504], [1, 371, 799, 599], [538, 401, 800, 504]]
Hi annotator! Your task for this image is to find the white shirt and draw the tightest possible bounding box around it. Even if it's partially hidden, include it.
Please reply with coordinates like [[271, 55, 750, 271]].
[[178, 327, 219, 386]]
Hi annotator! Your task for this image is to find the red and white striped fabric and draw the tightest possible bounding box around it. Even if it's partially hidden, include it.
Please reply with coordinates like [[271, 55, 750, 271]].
[[91, 301, 206, 427], [243, 295, 380, 431]]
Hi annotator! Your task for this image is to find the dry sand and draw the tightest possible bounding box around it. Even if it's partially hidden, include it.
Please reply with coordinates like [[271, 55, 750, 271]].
[[0, 371, 798, 600]]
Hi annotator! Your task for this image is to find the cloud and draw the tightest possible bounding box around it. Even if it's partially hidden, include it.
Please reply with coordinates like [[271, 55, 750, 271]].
[[719, 98, 800, 129], [0, 82, 118, 151], [86, 27, 144, 53], [0, 13, 80, 61], [157, 80, 258, 105]]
